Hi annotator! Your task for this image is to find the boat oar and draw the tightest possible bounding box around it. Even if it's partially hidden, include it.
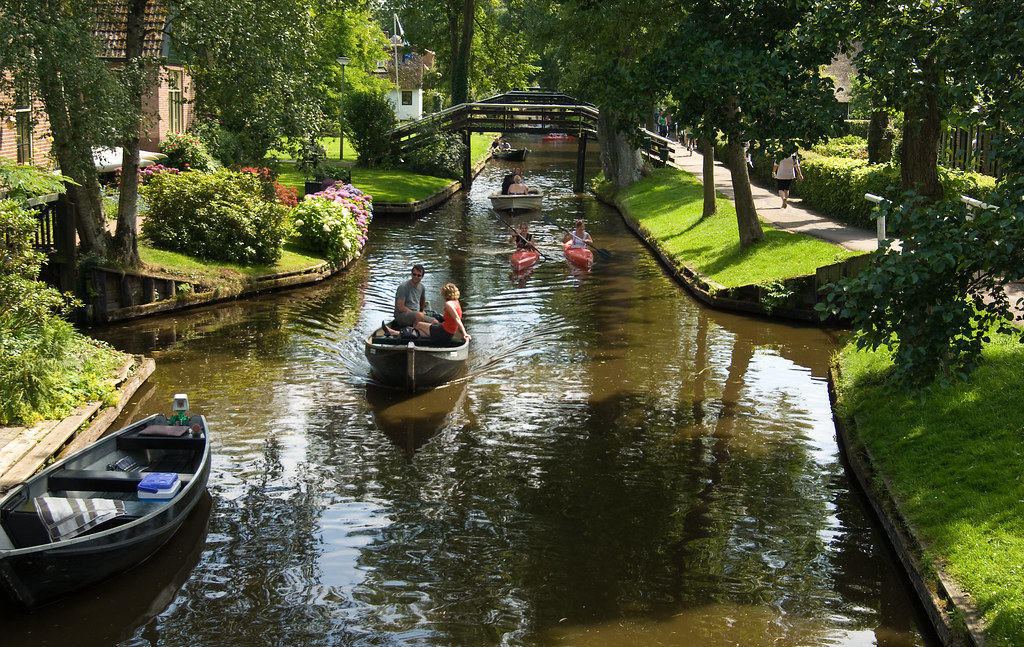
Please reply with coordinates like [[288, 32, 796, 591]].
[[490, 209, 550, 261], [543, 215, 612, 258]]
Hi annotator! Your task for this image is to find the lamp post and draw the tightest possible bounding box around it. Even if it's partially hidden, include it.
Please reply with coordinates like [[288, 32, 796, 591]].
[[336, 56, 350, 161], [389, 34, 402, 114]]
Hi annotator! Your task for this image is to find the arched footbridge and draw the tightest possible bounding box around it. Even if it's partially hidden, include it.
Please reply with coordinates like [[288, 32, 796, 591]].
[[388, 90, 602, 192]]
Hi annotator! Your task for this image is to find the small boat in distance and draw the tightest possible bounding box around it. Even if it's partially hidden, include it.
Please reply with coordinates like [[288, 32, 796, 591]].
[[563, 240, 594, 268], [511, 249, 540, 273], [365, 327, 470, 392], [0, 395, 211, 609], [542, 133, 576, 142], [492, 148, 528, 162], [489, 190, 544, 213]]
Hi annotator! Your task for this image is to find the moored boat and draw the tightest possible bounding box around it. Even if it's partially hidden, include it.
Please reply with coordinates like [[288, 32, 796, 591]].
[[511, 249, 540, 273], [488, 190, 544, 213], [492, 148, 528, 161], [364, 328, 470, 392], [0, 396, 211, 609], [542, 133, 576, 142], [563, 240, 594, 268]]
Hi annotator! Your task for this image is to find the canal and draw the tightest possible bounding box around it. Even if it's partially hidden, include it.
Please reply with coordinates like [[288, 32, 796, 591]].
[[2, 141, 937, 646]]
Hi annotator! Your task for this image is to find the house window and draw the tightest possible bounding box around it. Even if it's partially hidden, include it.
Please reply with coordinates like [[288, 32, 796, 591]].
[[402, 91, 413, 106], [167, 70, 184, 133]]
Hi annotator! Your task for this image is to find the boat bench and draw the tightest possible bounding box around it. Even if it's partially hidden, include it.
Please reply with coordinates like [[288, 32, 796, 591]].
[[48, 470, 193, 493], [369, 336, 465, 348], [116, 428, 207, 451], [2, 499, 159, 549]]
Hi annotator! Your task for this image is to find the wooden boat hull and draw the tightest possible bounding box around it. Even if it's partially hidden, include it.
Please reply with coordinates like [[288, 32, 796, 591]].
[[493, 148, 528, 161], [0, 414, 211, 609], [364, 333, 470, 391], [511, 249, 540, 272], [563, 240, 594, 268], [488, 191, 544, 213]]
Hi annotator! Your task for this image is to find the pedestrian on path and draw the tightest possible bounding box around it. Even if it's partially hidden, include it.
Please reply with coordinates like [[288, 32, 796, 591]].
[[772, 151, 803, 209]]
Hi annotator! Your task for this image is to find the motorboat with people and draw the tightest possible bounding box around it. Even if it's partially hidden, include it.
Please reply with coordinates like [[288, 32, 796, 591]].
[[488, 190, 544, 213], [364, 324, 470, 392]]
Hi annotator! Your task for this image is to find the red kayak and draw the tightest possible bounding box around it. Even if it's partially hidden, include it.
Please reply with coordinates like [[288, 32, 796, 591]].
[[511, 249, 540, 273], [562, 240, 593, 268]]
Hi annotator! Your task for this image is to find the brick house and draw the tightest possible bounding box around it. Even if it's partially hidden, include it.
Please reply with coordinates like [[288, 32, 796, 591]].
[[0, 0, 194, 167]]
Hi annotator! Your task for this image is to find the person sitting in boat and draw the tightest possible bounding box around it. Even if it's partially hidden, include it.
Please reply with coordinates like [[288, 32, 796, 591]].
[[509, 222, 537, 251], [501, 167, 523, 194], [490, 138, 502, 152], [507, 175, 530, 195], [392, 265, 436, 328], [501, 141, 512, 151], [386, 283, 470, 342], [563, 219, 593, 249]]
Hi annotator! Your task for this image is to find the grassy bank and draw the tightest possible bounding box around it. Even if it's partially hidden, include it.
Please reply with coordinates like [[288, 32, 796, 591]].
[[615, 167, 860, 287], [833, 339, 1024, 645]]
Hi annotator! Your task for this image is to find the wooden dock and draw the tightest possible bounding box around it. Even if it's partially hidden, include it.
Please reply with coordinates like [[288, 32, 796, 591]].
[[0, 356, 155, 494]]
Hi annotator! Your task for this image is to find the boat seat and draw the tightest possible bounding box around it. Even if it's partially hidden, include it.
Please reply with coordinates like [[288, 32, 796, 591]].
[[48, 470, 192, 493], [116, 432, 206, 451], [1, 499, 157, 549], [369, 336, 465, 348]]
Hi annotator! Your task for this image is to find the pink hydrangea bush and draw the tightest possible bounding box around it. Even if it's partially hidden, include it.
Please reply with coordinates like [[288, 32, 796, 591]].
[[291, 184, 373, 264]]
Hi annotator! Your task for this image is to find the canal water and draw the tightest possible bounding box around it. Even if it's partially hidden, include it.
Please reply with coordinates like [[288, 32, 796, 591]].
[[2, 141, 936, 646]]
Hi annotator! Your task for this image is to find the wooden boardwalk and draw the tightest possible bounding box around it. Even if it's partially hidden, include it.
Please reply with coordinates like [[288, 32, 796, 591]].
[[0, 356, 155, 494]]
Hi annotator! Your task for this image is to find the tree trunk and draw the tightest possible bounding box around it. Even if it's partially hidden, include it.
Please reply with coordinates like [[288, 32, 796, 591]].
[[449, 0, 473, 104], [596, 109, 642, 188], [900, 58, 942, 201], [700, 134, 716, 218], [867, 108, 892, 164], [724, 134, 763, 248], [111, 0, 148, 268]]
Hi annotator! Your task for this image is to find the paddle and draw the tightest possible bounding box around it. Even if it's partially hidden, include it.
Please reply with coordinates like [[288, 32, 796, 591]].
[[490, 209, 550, 261], [543, 215, 612, 258]]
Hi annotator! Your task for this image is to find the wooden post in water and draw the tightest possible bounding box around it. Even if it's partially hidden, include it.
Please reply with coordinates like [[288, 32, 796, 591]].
[[574, 133, 587, 193], [462, 130, 472, 189]]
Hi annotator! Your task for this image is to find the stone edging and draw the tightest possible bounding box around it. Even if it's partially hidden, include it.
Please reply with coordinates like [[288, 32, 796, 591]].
[[828, 367, 985, 647]]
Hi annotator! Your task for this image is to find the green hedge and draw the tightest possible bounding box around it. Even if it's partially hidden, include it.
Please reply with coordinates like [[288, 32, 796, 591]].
[[142, 169, 290, 265]]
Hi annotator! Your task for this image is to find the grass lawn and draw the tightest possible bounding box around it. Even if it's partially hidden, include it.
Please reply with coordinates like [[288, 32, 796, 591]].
[[616, 167, 861, 287], [834, 337, 1024, 645], [271, 133, 495, 204], [139, 241, 326, 288]]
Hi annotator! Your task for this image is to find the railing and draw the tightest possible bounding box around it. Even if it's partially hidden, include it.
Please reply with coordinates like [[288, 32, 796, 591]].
[[25, 193, 62, 254]]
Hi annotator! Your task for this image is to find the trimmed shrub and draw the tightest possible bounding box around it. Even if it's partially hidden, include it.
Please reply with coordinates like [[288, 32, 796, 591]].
[[159, 132, 216, 172], [291, 184, 373, 265], [811, 135, 868, 160], [345, 90, 397, 168], [142, 169, 290, 265], [798, 158, 901, 227]]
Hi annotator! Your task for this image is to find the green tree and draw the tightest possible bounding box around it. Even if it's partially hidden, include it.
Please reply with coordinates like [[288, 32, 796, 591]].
[[0, 0, 132, 258], [654, 0, 843, 247]]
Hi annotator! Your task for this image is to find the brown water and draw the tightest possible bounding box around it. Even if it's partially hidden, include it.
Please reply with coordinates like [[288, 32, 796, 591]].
[[0, 142, 937, 646]]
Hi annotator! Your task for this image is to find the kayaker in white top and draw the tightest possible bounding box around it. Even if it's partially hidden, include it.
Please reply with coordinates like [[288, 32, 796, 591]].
[[563, 219, 593, 249]]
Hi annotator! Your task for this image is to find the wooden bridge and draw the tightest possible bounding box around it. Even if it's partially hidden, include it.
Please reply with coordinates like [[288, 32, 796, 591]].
[[388, 90, 600, 192]]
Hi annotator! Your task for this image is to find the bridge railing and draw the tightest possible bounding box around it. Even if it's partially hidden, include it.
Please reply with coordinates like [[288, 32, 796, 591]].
[[387, 99, 599, 158]]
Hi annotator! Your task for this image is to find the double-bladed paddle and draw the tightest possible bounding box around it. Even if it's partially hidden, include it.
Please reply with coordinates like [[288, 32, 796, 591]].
[[490, 209, 550, 261], [543, 215, 612, 258]]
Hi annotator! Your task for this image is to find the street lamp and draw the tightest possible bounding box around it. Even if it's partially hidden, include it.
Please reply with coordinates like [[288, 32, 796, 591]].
[[388, 33, 403, 112], [336, 56, 350, 161]]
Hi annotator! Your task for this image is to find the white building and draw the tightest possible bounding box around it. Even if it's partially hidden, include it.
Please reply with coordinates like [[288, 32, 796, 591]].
[[375, 50, 435, 122]]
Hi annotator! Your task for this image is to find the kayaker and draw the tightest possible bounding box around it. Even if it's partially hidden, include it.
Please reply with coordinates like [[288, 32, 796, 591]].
[[509, 222, 537, 251], [563, 219, 593, 249], [392, 265, 436, 328]]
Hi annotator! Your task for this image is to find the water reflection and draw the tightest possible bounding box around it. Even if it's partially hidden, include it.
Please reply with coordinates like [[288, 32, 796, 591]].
[[21, 138, 939, 647]]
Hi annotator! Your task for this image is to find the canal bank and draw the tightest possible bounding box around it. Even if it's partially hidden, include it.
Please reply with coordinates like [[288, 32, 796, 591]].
[[604, 153, 989, 646]]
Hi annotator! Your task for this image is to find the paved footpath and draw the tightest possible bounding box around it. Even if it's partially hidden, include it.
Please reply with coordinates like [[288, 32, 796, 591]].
[[667, 143, 880, 253]]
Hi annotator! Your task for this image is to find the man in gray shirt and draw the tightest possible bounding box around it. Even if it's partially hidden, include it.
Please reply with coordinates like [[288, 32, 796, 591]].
[[393, 265, 436, 327]]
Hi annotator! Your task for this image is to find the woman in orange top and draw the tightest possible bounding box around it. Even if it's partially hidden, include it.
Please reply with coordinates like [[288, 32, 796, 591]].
[[414, 282, 470, 342]]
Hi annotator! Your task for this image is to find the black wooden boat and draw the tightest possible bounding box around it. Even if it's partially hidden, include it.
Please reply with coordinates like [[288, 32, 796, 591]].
[[364, 327, 470, 392], [0, 404, 211, 609], [492, 147, 528, 161]]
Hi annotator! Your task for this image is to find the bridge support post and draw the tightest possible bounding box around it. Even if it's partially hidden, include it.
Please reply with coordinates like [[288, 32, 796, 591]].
[[462, 130, 472, 189], [574, 135, 588, 193]]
